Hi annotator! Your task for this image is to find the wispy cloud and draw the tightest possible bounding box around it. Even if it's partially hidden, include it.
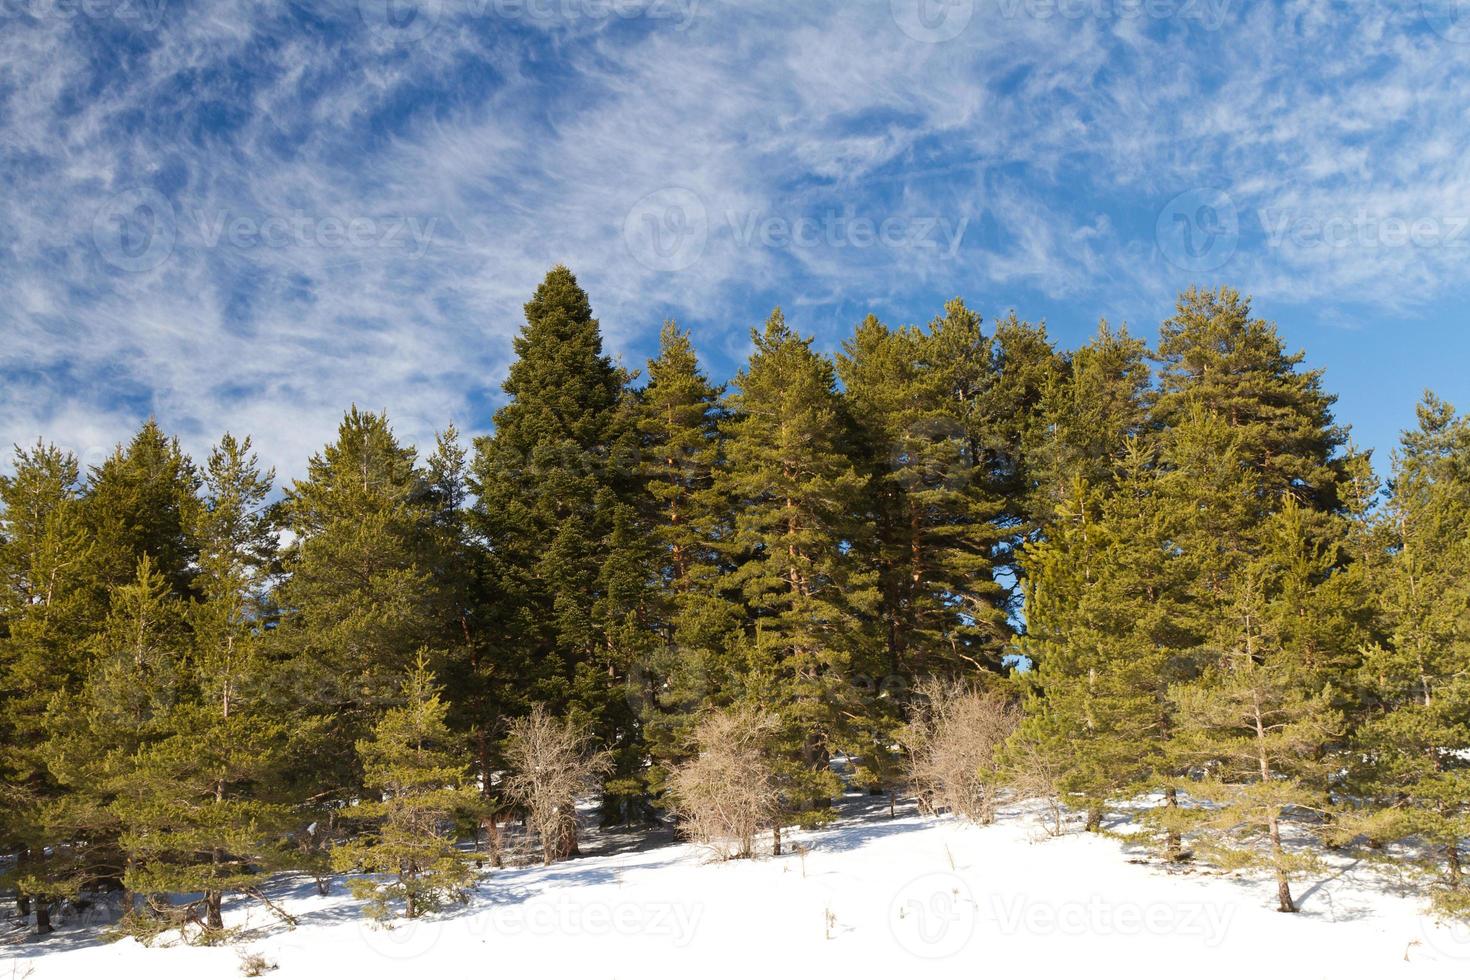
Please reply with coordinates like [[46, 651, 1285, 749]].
[[2, 0, 1467, 478]]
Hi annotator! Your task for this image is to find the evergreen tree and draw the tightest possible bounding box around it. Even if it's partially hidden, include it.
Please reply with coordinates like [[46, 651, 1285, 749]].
[[1153, 286, 1351, 512], [1016, 440, 1197, 833], [1350, 394, 1470, 911], [44, 555, 191, 918], [108, 435, 293, 936], [1168, 500, 1346, 913], [1028, 320, 1152, 523], [272, 407, 438, 802], [632, 322, 736, 795], [0, 442, 98, 932], [838, 306, 1010, 680], [717, 309, 879, 833], [84, 419, 201, 598], [470, 266, 639, 818], [980, 311, 1064, 576], [332, 656, 481, 921]]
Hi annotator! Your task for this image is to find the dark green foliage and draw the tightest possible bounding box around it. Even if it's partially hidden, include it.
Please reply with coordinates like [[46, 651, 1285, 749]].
[[716, 309, 879, 822], [838, 305, 1011, 680], [470, 266, 644, 821]]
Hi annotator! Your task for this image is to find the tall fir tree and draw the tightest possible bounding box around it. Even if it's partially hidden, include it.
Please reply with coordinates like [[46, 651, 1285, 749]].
[[1167, 498, 1347, 913], [1152, 286, 1351, 513], [1027, 320, 1152, 523], [470, 266, 641, 820], [84, 419, 201, 599], [44, 555, 191, 918], [109, 435, 293, 935], [717, 309, 880, 834], [632, 322, 737, 794]]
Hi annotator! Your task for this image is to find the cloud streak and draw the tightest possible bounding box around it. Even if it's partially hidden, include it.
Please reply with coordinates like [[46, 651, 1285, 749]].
[[2, 0, 1467, 478]]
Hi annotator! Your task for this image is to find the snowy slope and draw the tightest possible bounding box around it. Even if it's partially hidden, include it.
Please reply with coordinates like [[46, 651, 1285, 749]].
[[7, 797, 1468, 980]]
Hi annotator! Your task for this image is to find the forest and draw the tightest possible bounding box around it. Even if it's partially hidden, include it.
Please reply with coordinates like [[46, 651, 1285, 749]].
[[2, 265, 1467, 940]]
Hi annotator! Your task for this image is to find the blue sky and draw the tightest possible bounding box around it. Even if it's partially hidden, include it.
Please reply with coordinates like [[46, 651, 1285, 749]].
[[3, 0, 1469, 484]]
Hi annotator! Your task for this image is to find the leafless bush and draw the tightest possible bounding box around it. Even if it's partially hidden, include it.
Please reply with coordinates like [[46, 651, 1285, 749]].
[[1002, 728, 1068, 837], [903, 680, 1020, 825], [502, 706, 612, 865], [667, 706, 781, 860], [237, 950, 277, 976]]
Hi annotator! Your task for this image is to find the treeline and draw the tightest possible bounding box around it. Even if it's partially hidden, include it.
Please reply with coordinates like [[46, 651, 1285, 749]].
[[1, 266, 1467, 934]]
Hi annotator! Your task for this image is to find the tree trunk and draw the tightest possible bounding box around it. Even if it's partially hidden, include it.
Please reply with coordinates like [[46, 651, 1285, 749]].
[[1268, 813, 1296, 913], [485, 816, 504, 868], [34, 902, 53, 935], [205, 890, 223, 930], [1086, 804, 1103, 833], [772, 825, 782, 856], [1164, 786, 1183, 860], [1450, 843, 1463, 890], [17, 894, 31, 918]]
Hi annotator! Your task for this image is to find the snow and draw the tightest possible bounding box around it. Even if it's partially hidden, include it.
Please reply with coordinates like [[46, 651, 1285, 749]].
[[7, 796, 1469, 979]]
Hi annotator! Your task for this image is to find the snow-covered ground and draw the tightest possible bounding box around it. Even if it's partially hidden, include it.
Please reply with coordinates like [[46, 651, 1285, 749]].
[[7, 796, 1469, 979]]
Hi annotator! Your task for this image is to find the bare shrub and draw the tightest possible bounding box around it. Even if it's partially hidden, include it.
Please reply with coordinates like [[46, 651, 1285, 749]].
[[502, 706, 612, 865], [667, 706, 781, 860], [1002, 728, 1068, 837], [238, 951, 277, 976], [903, 680, 1020, 825]]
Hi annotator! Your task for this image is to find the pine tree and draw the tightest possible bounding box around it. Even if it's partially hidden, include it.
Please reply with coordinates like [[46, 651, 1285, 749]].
[[1028, 320, 1152, 523], [425, 426, 499, 801], [838, 306, 1010, 680], [633, 322, 733, 791], [107, 435, 294, 937], [717, 309, 879, 833], [1350, 394, 1470, 911], [43, 555, 191, 919], [1016, 441, 1197, 833], [84, 419, 202, 598], [332, 656, 481, 921], [0, 442, 98, 932], [980, 310, 1064, 574], [1168, 501, 1346, 913], [272, 408, 438, 801], [1153, 286, 1351, 512]]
